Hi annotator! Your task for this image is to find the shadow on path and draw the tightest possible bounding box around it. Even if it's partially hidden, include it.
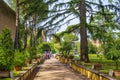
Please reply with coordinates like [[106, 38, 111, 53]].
[[26, 66, 40, 80], [26, 58, 89, 80]]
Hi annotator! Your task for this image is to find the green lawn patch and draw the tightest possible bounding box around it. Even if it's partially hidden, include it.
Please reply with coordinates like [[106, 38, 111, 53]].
[[74, 54, 120, 78], [0, 78, 11, 80]]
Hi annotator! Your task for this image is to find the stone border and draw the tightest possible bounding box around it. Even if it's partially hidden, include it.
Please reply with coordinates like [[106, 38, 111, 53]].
[[56, 56, 117, 80], [69, 62, 117, 80], [13, 63, 37, 80], [13, 57, 45, 80]]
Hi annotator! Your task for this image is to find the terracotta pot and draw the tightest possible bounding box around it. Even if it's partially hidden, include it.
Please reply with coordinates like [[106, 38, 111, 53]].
[[114, 70, 120, 77], [15, 66, 22, 71], [0, 71, 10, 78]]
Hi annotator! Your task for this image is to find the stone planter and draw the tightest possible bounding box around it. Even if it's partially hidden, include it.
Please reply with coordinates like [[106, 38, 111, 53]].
[[0, 71, 10, 78], [114, 70, 120, 77]]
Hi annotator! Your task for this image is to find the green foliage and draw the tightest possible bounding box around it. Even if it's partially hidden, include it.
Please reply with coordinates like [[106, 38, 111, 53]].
[[0, 28, 13, 49], [76, 42, 80, 54], [88, 10, 118, 42], [88, 42, 97, 54], [0, 28, 14, 71], [54, 43, 61, 53], [52, 34, 60, 43], [106, 47, 120, 61], [104, 37, 120, 69], [22, 50, 30, 60], [29, 47, 37, 59], [60, 41, 72, 52], [60, 41, 72, 57], [105, 38, 120, 60], [49, 43, 56, 53], [14, 50, 26, 66], [0, 78, 11, 80], [61, 52, 68, 58], [104, 39, 120, 61], [37, 42, 50, 53], [63, 33, 78, 42]]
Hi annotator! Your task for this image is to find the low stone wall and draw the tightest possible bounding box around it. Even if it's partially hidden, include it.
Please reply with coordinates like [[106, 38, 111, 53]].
[[14, 63, 37, 80], [13, 57, 45, 80], [69, 62, 116, 80], [56, 55, 116, 80]]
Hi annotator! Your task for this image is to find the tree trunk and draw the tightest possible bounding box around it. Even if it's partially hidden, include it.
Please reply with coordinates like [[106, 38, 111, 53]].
[[23, 22, 28, 50], [42, 29, 47, 42], [30, 32, 33, 47], [14, 0, 19, 49], [34, 20, 37, 47], [79, 0, 89, 62]]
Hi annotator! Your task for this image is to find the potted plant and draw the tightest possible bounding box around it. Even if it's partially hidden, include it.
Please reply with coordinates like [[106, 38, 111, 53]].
[[23, 50, 31, 66], [0, 28, 14, 77], [14, 50, 26, 71], [28, 47, 38, 63]]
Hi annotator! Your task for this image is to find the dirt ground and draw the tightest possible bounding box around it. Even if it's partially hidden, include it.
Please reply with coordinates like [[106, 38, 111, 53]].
[[26, 57, 89, 80]]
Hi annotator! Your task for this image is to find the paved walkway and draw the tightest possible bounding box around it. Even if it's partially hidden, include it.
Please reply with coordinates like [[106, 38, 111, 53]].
[[27, 57, 89, 80]]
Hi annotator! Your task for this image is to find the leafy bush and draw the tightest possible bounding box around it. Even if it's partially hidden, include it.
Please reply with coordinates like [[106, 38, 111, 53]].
[[104, 38, 120, 69], [88, 42, 97, 54], [0, 28, 14, 71], [37, 42, 50, 53], [22, 50, 30, 60], [14, 50, 26, 66], [49, 43, 56, 53], [29, 47, 37, 59], [60, 41, 72, 57]]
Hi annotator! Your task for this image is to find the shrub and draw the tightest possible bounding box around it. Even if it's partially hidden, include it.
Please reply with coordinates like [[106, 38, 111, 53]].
[[29, 47, 37, 59], [0, 28, 14, 71], [37, 42, 50, 53], [14, 50, 26, 66], [88, 42, 97, 54], [104, 38, 120, 70]]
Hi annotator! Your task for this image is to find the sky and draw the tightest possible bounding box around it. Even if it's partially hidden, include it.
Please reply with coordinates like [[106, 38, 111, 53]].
[[49, 0, 80, 33], [3, 0, 109, 34], [57, 16, 79, 33], [4, 0, 79, 33]]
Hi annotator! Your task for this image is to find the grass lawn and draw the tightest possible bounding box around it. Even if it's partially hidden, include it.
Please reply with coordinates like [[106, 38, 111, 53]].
[[0, 78, 11, 80], [74, 54, 120, 79]]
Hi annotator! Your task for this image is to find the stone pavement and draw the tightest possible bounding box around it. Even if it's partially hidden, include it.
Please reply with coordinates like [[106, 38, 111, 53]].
[[26, 57, 89, 80]]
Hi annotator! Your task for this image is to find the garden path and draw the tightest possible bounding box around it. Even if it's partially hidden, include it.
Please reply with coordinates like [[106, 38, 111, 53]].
[[26, 57, 89, 80]]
